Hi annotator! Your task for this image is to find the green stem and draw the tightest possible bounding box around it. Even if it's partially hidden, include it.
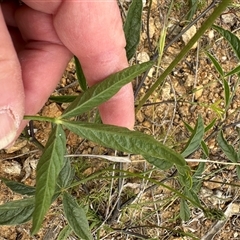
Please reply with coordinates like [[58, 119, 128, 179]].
[[24, 115, 61, 124], [136, 0, 232, 112]]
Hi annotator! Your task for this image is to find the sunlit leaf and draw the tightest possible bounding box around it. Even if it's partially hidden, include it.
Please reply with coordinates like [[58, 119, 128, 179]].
[[74, 56, 87, 91], [62, 61, 153, 119], [124, 0, 143, 60], [181, 116, 205, 158], [180, 199, 190, 221], [213, 25, 240, 61], [0, 197, 34, 225], [61, 120, 187, 168], [206, 52, 224, 77], [209, 100, 224, 118], [31, 125, 66, 235], [1, 179, 35, 196], [63, 192, 93, 240]]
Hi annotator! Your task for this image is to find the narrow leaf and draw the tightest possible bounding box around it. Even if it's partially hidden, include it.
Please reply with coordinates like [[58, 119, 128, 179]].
[[180, 199, 190, 221], [213, 25, 240, 61], [187, 0, 199, 21], [57, 225, 72, 240], [205, 118, 216, 132], [205, 52, 224, 77], [63, 192, 93, 240], [62, 61, 153, 119], [201, 141, 209, 158], [184, 188, 201, 206], [183, 119, 209, 157], [62, 120, 187, 168], [181, 116, 205, 158], [74, 56, 87, 91], [192, 162, 205, 193], [57, 159, 75, 189], [124, 0, 143, 60], [0, 197, 35, 225], [237, 167, 240, 179], [223, 78, 230, 107], [31, 125, 66, 235], [183, 120, 194, 132], [1, 179, 35, 196], [225, 64, 240, 77], [143, 155, 173, 170], [49, 95, 77, 103], [217, 131, 238, 163]]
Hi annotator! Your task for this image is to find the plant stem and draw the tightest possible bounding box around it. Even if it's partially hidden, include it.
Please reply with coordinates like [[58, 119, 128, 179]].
[[24, 115, 60, 124], [136, 0, 232, 112]]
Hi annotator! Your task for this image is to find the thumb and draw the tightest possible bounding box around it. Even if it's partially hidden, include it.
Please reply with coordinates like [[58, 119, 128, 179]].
[[0, 8, 25, 149]]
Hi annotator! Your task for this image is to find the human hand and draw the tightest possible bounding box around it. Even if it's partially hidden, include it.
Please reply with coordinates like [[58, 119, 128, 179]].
[[0, 0, 135, 149]]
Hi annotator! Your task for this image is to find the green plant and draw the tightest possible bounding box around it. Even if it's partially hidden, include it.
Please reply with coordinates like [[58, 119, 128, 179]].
[[1, 0, 240, 239]]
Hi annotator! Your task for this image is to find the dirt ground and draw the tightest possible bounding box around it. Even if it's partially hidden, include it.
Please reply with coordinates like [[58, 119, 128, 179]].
[[0, 0, 240, 239]]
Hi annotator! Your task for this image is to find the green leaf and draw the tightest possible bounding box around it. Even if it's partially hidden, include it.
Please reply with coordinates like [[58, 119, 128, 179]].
[[213, 25, 240, 61], [225, 64, 240, 77], [183, 119, 210, 157], [62, 61, 153, 119], [63, 192, 93, 240], [201, 141, 209, 158], [57, 225, 72, 240], [205, 52, 224, 77], [62, 120, 187, 168], [209, 100, 224, 118], [187, 0, 199, 21], [180, 199, 190, 221], [183, 120, 193, 132], [74, 56, 87, 91], [143, 155, 173, 170], [217, 131, 238, 163], [223, 78, 230, 107], [205, 118, 216, 132], [124, 0, 143, 60], [57, 159, 75, 189], [49, 95, 77, 103], [184, 188, 201, 206], [237, 167, 240, 179], [192, 162, 205, 193], [0, 197, 35, 225], [181, 116, 205, 158], [1, 179, 35, 196], [31, 125, 66, 235]]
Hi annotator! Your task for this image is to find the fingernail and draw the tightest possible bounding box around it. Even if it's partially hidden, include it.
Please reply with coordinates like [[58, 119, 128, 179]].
[[0, 109, 19, 149]]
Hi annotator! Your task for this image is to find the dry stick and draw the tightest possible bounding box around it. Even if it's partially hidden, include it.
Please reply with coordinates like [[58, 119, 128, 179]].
[[146, 0, 153, 52], [134, 0, 225, 101]]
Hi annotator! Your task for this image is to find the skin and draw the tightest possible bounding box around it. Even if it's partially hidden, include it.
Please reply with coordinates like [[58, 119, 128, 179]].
[[0, 0, 135, 149]]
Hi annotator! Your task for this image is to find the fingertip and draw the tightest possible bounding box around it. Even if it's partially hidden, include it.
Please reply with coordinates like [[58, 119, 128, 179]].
[[98, 83, 135, 130]]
